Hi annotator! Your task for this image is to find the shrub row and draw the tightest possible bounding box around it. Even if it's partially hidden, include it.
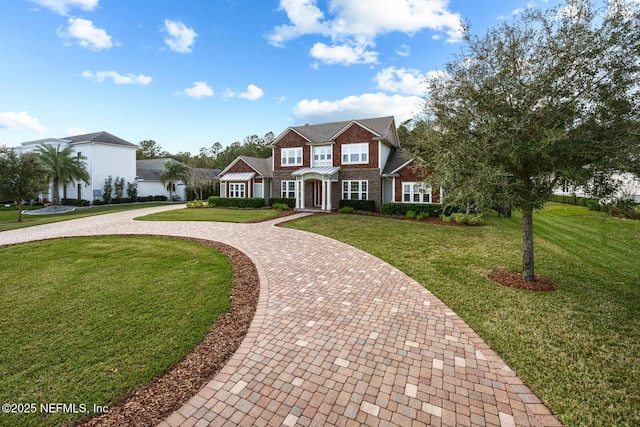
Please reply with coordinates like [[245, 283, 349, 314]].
[[92, 195, 167, 205], [207, 196, 265, 209], [381, 203, 446, 217], [269, 198, 296, 208], [548, 194, 597, 208], [338, 199, 376, 212], [61, 198, 91, 207]]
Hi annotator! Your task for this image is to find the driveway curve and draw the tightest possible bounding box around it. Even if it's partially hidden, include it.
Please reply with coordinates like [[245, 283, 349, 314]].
[[0, 205, 561, 427]]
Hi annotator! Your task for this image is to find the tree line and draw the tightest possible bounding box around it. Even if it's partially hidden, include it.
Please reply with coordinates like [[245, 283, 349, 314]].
[[136, 132, 274, 170]]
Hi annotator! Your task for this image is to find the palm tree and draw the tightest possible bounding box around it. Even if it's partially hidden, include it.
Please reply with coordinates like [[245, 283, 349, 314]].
[[160, 160, 190, 201], [36, 144, 90, 205]]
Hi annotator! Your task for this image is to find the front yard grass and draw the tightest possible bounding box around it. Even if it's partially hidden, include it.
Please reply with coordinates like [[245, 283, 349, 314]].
[[0, 236, 234, 427], [135, 207, 279, 223], [285, 203, 640, 427], [0, 203, 172, 232]]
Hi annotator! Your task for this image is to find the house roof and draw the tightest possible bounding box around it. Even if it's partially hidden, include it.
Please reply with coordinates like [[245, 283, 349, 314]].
[[382, 148, 413, 176], [273, 116, 398, 146], [64, 131, 138, 147], [291, 166, 341, 176], [220, 156, 273, 178], [136, 158, 183, 181], [219, 172, 256, 182]]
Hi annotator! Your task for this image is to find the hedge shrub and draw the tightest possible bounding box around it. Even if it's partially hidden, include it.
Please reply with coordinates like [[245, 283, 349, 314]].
[[380, 203, 445, 217], [269, 198, 296, 209], [338, 199, 376, 212], [207, 196, 265, 208], [61, 198, 90, 207]]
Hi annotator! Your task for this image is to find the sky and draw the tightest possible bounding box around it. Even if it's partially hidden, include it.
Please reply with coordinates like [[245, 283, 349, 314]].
[[0, 0, 563, 154]]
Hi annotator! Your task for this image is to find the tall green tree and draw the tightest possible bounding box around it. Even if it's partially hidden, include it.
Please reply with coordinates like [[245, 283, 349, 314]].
[[137, 139, 169, 160], [414, 0, 640, 281], [0, 148, 50, 222], [160, 160, 190, 201], [36, 144, 91, 205]]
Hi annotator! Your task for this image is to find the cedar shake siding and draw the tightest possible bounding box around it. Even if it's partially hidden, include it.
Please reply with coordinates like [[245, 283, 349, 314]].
[[394, 164, 441, 204]]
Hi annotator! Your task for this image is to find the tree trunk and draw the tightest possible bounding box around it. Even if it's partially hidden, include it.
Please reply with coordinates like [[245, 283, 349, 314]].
[[522, 207, 535, 281], [16, 200, 23, 222], [52, 179, 59, 205]]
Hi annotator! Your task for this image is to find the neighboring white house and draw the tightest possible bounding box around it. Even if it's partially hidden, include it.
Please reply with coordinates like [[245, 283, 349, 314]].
[[554, 172, 640, 203], [136, 158, 188, 201], [15, 131, 138, 203]]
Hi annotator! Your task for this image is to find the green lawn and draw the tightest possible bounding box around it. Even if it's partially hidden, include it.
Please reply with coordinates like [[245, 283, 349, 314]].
[[285, 203, 640, 427], [135, 207, 279, 222], [0, 236, 234, 427], [0, 203, 173, 232]]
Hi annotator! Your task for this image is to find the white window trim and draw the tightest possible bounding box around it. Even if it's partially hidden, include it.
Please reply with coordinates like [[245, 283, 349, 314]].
[[402, 182, 431, 203], [342, 180, 368, 200], [312, 145, 333, 167], [229, 183, 246, 198], [281, 147, 303, 166], [281, 180, 296, 198], [341, 143, 369, 165]]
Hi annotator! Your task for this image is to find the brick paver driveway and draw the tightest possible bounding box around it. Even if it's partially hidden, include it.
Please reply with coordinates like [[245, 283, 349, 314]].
[[0, 205, 561, 427]]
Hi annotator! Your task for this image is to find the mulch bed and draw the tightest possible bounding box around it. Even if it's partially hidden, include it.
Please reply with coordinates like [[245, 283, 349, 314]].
[[79, 236, 259, 427], [487, 270, 558, 291]]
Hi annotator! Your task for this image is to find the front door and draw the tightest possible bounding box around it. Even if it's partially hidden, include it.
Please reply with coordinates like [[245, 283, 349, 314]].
[[313, 181, 322, 207]]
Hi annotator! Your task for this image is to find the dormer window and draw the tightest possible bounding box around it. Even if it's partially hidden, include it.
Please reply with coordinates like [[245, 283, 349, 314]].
[[281, 147, 302, 166], [312, 145, 332, 167], [341, 143, 368, 165]]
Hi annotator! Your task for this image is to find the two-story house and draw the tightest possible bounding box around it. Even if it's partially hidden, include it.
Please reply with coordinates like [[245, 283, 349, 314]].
[[15, 131, 138, 203], [218, 116, 441, 211]]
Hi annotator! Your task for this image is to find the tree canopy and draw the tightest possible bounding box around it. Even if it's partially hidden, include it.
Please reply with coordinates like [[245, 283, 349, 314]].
[[159, 160, 190, 201], [135, 132, 274, 170], [412, 0, 640, 281], [36, 144, 91, 205], [0, 148, 50, 222]]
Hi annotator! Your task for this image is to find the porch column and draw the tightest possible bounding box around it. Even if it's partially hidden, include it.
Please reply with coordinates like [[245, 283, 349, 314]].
[[295, 179, 301, 209], [299, 179, 305, 209], [326, 178, 332, 211], [321, 179, 327, 211]]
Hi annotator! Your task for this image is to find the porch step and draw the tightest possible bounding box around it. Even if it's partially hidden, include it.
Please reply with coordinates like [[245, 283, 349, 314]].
[[295, 208, 331, 213]]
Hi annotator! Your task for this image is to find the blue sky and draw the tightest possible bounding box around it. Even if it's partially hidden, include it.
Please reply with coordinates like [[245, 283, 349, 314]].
[[0, 0, 561, 154]]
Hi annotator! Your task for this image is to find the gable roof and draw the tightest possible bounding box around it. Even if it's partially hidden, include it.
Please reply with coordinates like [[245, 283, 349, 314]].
[[273, 116, 398, 147], [220, 156, 273, 178], [64, 131, 137, 147], [382, 147, 413, 176]]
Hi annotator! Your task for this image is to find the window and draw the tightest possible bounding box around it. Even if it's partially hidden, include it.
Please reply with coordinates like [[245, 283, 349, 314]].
[[229, 183, 245, 198], [402, 182, 431, 203], [342, 180, 368, 200], [341, 143, 368, 165], [281, 181, 296, 198], [281, 147, 302, 166], [312, 146, 333, 167]]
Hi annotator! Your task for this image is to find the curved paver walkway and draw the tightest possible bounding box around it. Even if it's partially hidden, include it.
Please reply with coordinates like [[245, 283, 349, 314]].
[[0, 205, 561, 427]]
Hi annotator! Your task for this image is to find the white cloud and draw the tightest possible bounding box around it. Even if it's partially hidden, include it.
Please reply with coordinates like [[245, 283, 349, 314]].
[[293, 92, 422, 124], [182, 81, 214, 98], [268, 0, 464, 65], [268, 0, 328, 47], [82, 70, 152, 85], [58, 17, 112, 50], [395, 44, 410, 57], [0, 112, 47, 134], [375, 67, 446, 96], [28, 0, 98, 16], [310, 41, 377, 65], [225, 84, 264, 101], [163, 19, 197, 53]]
